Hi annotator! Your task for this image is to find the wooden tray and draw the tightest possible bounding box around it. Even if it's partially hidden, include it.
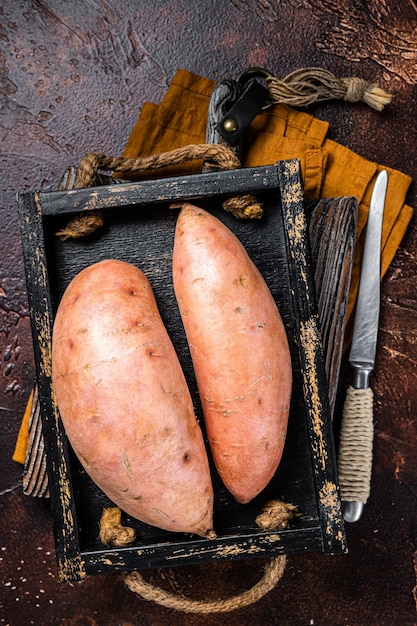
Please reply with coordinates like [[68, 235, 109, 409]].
[[18, 159, 347, 582]]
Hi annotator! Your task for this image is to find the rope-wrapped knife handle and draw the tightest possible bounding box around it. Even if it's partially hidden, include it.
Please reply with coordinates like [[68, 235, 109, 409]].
[[338, 386, 374, 504]]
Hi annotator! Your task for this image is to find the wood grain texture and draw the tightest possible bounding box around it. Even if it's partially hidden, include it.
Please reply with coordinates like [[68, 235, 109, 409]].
[[1, 1, 416, 624]]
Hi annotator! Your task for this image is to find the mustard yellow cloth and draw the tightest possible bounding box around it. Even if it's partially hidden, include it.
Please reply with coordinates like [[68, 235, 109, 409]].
[[13, 387, 33, 464], [118, 69, 413, 327], [14, 68, 413, 465]]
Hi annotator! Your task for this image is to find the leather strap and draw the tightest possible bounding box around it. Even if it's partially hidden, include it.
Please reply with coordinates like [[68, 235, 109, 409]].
[[216, 78, 269, 146]]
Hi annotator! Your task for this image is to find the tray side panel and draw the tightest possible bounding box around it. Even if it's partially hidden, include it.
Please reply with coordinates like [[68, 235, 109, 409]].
[[277, 161, 347, 554], [18, 192, 85, 582], [39, 166, 282, 216], [81, 527, 323, 575]]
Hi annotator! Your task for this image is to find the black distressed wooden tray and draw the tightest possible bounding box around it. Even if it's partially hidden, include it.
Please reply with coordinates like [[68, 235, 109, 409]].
[[18, 159, 347, 583]]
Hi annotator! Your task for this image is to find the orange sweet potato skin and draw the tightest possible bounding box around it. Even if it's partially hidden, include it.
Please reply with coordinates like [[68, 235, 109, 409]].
[[173, 204, 292, 504], [51, 259, 214, 537]]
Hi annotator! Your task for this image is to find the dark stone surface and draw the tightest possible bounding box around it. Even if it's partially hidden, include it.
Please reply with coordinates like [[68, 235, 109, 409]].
[[1, 2, 416, 624]]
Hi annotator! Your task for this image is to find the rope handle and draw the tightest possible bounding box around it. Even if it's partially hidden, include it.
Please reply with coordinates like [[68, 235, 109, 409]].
[[123, 557, 287, 614], [99, 501, 299, 613], [55, 144, 264, 239], [73, 143, 240, 188]]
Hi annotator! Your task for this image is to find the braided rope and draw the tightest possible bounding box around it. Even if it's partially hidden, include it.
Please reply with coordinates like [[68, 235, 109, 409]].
[[123, 556, 287, 614], [338, 386, 374, 502], [266, 67, 391, 111], [99, 500, 297, 613], [73, 144, 241, 189], [55, 144, 262, 239]]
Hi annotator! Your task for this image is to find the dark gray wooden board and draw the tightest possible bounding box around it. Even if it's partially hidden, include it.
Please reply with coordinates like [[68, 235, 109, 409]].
[[18, 160, 347, 582]]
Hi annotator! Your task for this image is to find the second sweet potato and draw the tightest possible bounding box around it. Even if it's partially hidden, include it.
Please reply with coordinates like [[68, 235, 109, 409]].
[[172, 204, 292, 504]]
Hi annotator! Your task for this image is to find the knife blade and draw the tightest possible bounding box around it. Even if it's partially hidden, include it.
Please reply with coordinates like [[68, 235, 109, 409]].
[[338, 169, 388, 523]]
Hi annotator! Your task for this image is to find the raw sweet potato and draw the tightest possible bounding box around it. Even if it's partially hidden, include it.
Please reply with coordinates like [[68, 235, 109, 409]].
[[172, 204, 292, 504], [51, 259, 214, 537]]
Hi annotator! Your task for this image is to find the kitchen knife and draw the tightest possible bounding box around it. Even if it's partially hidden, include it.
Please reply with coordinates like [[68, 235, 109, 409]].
[[338, 169, 388, 523]]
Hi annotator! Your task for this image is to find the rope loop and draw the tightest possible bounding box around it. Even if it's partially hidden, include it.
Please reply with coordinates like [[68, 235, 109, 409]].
[[123, 556, 287, 614], [99, 500, 298, 613]]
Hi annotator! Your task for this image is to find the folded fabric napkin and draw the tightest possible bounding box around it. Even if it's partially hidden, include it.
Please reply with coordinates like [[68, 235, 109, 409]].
[[14, 68, 413, 468], [117, 69, 413, 327]]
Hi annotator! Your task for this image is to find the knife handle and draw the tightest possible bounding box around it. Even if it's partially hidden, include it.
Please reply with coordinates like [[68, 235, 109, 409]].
[[338, 386, 374, 508]]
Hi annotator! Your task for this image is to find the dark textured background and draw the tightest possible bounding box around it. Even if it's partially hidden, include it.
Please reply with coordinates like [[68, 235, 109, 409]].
[[1, 2, 417, 624]]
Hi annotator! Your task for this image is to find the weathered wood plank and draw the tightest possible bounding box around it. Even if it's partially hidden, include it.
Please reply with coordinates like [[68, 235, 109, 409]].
[[39, 166, 281, 215], [17, 192, 85, 582]]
